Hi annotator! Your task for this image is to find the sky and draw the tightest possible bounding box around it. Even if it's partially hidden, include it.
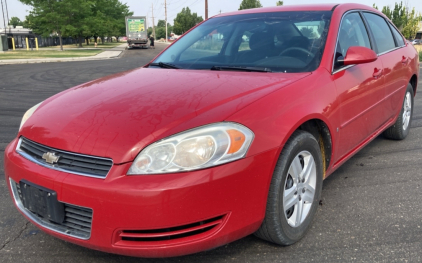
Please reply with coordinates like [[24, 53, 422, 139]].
[[1, 0, 422, 28]]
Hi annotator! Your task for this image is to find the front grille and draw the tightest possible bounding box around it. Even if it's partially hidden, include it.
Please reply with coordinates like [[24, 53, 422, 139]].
[[17, 137, 113, 178], [116, 215, 226, 244], [13, 180, 93, 240]]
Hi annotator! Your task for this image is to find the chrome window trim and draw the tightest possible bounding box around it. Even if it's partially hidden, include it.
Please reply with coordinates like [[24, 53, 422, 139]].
[[332, 64, 355, 75], [9, 178, 92, 240], [377, 46, 402, 56], [16, 137, 112, 179], [331, 9, 401, 75]]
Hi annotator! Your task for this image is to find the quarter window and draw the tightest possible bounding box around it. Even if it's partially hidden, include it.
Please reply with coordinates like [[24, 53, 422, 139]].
[[363, 12, 396, 53], [389, 23, 405, 47]]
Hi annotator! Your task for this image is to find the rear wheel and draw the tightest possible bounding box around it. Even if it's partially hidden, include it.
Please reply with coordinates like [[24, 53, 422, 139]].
[[384, 83, 414, 140], [255, 130, 323, 245]]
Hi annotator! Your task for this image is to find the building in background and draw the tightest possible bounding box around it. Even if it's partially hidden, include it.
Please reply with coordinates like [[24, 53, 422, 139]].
[[416, 21, 422, 39]]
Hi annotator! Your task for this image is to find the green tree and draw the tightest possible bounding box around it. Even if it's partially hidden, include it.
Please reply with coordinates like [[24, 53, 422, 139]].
[[378, 1, 422, 39], [239, 0, 262, 10], [300, 27, 315, 38], [9, 17, 23, 28], [276, 1, 283, 6], [372, 3, 378, 10], [20, 0, 68, 50], [381, 6, 392, 20], [391, 2, 406, 29], [173, 7, 203, 35], [87, 0, 132, 44], [61, 0, 93, 47], [20, 0, 132, 48], [402, 7, 422, 39], [156, 27, 166, 39], [155, 19, 173, 39], [157, 19, 166, 27]]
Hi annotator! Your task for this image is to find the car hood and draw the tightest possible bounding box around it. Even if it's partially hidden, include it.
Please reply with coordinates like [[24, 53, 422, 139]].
[[21, 68, 310, 163]]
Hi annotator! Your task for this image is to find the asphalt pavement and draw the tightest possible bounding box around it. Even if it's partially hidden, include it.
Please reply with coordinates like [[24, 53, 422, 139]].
[[1, 44, 422, 262]]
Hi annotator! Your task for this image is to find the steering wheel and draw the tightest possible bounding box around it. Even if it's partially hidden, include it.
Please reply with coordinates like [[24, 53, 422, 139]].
[[279, 47, 314, 58]]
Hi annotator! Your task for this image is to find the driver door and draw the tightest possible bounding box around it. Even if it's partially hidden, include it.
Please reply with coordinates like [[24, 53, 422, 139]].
[[332, 12, 386, 161]]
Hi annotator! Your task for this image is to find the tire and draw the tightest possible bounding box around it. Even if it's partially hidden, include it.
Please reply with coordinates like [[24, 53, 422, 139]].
[[255, 130, 323, 245], [384, 83, 414, 140]]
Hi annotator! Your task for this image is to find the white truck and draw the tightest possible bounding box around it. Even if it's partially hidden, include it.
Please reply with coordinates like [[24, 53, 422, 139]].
[[125, 16, 149, 49]]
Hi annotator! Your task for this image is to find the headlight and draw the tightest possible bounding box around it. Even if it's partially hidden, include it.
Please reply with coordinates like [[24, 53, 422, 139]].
[[19, 102, 43, 130], [128, 122, 254, 175]]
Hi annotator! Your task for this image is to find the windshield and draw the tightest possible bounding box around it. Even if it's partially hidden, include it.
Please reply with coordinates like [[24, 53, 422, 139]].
[[151, 11, 332, 73]]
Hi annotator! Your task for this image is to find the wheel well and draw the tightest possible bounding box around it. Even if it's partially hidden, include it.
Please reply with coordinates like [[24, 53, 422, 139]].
[[298, 119, 332, 178], [410, 74, 417, 95]]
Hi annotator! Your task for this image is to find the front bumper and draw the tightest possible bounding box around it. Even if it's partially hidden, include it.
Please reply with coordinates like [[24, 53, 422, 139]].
[[4, 138, 278, 257], [128, 41, 148, 47]]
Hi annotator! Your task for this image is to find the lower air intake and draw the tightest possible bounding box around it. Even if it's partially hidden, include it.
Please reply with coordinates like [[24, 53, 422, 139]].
[[12, 180, 93, 240], [115, 214, 227, 245]]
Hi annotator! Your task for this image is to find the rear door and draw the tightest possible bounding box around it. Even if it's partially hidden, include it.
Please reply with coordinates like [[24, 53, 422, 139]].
[[362, 12, 408, 119], [332, 12, 386, 160]]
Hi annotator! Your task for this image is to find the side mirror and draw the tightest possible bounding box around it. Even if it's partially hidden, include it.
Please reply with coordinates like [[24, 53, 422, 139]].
[[337, 46, 378, 66]]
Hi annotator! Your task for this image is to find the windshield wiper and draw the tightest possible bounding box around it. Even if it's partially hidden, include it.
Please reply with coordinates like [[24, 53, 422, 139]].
[[211, 66, 272, 72], [149, 62, 180, 69]]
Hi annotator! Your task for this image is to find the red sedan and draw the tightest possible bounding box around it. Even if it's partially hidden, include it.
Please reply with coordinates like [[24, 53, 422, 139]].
[[4, 3, 419, 258]]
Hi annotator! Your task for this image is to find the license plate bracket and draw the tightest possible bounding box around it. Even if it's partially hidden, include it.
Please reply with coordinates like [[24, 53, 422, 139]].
[[19, 180, 65, 224]]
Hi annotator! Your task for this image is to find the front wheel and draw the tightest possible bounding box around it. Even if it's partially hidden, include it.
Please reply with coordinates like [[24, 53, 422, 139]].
[[255, 130, 323, 245], [384, 83, 414, 140]]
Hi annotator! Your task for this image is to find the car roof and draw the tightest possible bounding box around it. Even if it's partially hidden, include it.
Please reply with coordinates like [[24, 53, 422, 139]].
[[216, 3, 376, 17]]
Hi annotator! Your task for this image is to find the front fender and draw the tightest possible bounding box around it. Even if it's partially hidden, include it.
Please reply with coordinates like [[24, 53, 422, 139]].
[[226, 68, 338, 160]]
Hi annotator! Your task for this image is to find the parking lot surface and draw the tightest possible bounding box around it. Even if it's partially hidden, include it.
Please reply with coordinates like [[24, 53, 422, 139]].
[[1, 43, 422, 262]]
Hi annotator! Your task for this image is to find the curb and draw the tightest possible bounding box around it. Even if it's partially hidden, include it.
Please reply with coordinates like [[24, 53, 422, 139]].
[[0, 44, 127, 65], [0, 55, 121, 65]]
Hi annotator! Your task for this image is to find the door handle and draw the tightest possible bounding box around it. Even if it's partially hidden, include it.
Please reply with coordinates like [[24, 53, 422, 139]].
[[373, 68, 382, 78], [401, 56, 408, 64]]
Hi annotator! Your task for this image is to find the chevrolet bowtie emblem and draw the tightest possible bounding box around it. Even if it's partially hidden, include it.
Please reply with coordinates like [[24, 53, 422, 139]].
[[42, 152, 60, 164]]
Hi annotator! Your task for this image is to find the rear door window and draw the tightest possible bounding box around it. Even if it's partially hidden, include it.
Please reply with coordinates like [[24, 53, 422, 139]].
[[363, 12, 396, 53]]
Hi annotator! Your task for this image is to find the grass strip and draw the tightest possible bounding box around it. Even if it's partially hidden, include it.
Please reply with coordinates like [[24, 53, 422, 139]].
[[40, 42, 124, 49], [0, 49, 102, 60]]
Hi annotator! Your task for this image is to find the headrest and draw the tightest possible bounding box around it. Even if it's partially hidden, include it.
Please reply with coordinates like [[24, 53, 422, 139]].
[[288, 36, 309, 49], [249, 32, 274, 51]]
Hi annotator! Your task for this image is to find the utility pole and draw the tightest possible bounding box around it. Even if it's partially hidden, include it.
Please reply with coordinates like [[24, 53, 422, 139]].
[[0, 0, 6, 36], [164, 0, 168, 43], [151, 3, 156, 38], [165, 0, 168, 42], [205, 0, 208, 19], [4, 0, 8, 27]]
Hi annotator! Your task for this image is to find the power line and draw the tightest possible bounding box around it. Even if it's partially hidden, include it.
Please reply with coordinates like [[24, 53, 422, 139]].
[[171, 0, 191, 12], [167, 0, 201, 21], [168, 0, 186, 5]]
